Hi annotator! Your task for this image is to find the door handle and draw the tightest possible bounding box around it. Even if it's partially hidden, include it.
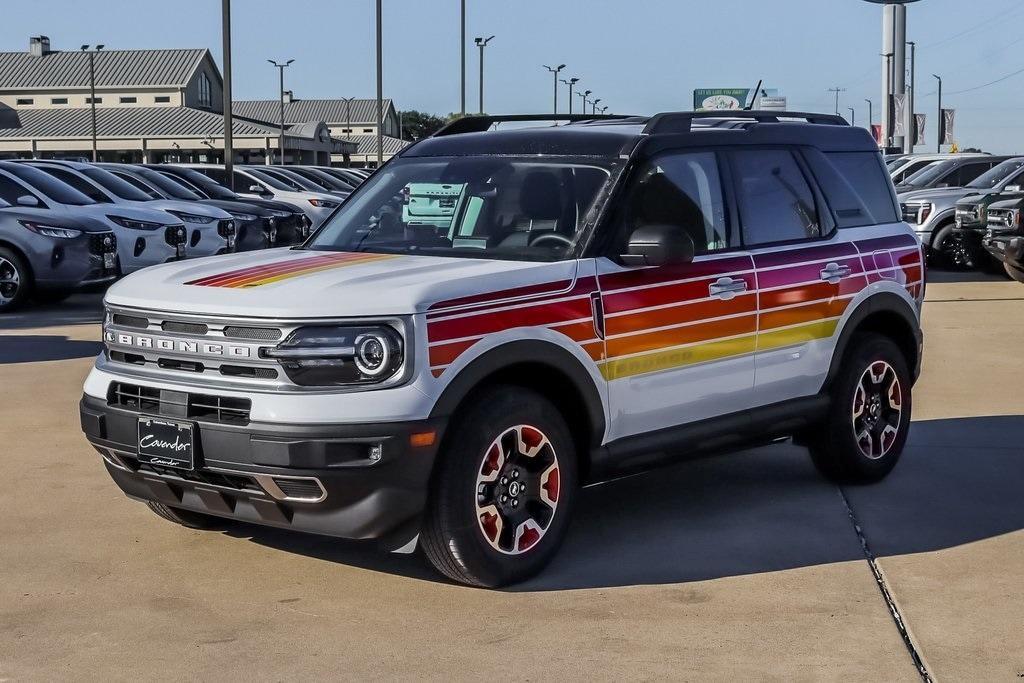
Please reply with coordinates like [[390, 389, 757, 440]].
[[709, 277, 748, 299], [819, 262, 852, 283]]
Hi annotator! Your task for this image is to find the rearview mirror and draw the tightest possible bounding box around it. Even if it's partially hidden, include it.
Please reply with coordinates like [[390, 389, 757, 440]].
[[16, 195, 39, 207], [621, 224, 695, 267]]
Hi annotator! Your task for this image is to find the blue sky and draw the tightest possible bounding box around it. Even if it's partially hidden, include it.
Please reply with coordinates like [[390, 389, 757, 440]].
[[2, 0, 1022, 152]]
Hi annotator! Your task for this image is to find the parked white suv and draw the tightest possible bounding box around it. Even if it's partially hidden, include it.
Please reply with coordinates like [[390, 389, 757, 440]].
[[81, 112, 924, 587]]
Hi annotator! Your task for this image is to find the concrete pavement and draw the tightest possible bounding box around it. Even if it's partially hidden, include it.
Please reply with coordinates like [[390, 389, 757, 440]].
[[0, 276, 1021, 680]]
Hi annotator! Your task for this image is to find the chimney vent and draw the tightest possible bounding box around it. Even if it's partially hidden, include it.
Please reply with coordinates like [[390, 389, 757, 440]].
[[29, 36, 51, 57]]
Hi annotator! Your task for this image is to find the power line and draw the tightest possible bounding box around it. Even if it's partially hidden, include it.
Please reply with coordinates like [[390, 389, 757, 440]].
[[917, 63, 1024, 99], [921, 2, 1024, 49]]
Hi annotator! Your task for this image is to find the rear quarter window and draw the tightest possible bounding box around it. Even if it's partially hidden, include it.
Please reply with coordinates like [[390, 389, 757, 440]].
[[811, 151, 899, 228]]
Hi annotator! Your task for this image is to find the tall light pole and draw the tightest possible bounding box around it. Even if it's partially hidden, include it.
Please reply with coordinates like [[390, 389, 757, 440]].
[[592, 97, 601, 115], [828, 87, 846, 115], [865, 1, 922, 149], [221, 0, 234, 187], [267, 59, 293, 165], [376, 0, 384, 167], [865, 98, 874, 135], [339, 96, 354, 139], [560, 77, 579, 114], [81, 44, 104, 162], [933, 73, 942, 153], [599, 105, 608, 114], [543, 64, 565, 115], [848, 107, 856, 126], [475, 35, 494, 114], [906, 40, 916, 151], [579, 89, 591, 115], [881, 51, 894, 147], [460, 0, 466, 115]]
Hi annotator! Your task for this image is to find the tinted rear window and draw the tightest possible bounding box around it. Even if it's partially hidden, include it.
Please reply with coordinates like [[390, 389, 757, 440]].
[[816, 151, 899, 227]]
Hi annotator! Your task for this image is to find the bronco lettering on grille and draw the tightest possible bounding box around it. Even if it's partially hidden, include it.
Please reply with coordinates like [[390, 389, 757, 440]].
[[105, 331, 252, 358]]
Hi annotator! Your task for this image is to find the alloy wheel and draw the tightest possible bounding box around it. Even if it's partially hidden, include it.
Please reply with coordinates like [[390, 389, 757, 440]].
[[0, 256, 21, 306], [851, 360, 903, 460], [475, 425, 561, 555]]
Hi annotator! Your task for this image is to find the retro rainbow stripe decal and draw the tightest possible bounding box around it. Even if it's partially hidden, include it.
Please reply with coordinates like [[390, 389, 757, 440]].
[[185, 251, 396, 288], [425, 235, 923, 380]]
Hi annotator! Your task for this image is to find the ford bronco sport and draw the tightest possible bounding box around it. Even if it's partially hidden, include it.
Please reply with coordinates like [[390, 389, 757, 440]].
[[80, 112, 924, 587]]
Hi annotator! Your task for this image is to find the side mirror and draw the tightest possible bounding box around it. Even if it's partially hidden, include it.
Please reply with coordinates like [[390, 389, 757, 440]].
[[1005, 185, 1021, 193], [16, 194, 40, 207], [621, 224, 695, 267], [248, 184, 264, 194]]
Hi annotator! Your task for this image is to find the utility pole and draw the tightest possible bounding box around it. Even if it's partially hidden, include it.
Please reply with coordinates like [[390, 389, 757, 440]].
[[906, 40, 916, 152], [267, 59, 293, 164], [475, 35, 494, 114], [933, 73, 942, 153], [81, 44, 104, 162], [460, 0, 466, 116], [828, 87, 846, 115], [221, 0, 234, 187], [592, 97, 601, 115], [865, 98, 874, 135], [848, 107, 856, 126], [560, 77, 579, 115], [881, 51, 894, 147], [376, 0, 383, 167], [543, 64, 565, 115], [579, 89, 591, 116]]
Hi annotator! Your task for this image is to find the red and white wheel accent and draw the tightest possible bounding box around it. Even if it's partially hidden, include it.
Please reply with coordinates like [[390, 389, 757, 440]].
[[852, 360, 903, 460], [474, 425, 561, 555]]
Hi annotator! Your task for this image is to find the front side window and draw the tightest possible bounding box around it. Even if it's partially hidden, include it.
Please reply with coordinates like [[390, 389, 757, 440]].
[[0, 175, 39, 206], [309, 156, 618, 262], [39, 167, 110, 203], [953, 162, 995, 187], [82, 167, 154, 201], [617, 151, 731, 255], [732, 149, 820, 246], [3, 164, 95, 206], [967, 159, 1024, 189]]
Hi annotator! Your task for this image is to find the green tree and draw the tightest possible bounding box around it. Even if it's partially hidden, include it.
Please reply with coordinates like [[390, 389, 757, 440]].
[[398, 111, 449, 141]]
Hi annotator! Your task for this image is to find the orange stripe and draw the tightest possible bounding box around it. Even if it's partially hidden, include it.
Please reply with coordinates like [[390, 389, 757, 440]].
[[759, 299, 849, 331], [235, 254, 392, 287], [605, 296, 754, 337], [606, 314, 755, 359]]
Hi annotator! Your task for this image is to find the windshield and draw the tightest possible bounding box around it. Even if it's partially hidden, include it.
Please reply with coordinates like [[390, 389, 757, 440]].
[[161, 167, 238, 200], [244, 168, 294, 191], [131, 167, 202, 200], [902, 159, 955, 187], [82, 167, 153, 201], [968, 159, 1024, 189], [308, 156, 618, 262], [4, 163, 96, 205], [293, 168, 352, 192], [258, 168, 319, 192]]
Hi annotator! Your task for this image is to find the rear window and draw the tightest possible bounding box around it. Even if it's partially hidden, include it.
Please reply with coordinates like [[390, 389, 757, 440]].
[[817, 151, 899, 227]]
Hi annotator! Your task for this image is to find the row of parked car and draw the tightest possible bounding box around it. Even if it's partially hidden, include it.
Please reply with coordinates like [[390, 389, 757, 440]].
[[885, 152, 1024, 280], [0, 161, 372, 311]]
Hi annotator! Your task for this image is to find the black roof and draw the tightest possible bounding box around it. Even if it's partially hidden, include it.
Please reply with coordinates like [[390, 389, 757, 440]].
[[405, 111, 879, 159]]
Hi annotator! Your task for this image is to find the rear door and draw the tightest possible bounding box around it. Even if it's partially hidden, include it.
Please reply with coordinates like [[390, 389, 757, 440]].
[[597, 149, 757, 441]]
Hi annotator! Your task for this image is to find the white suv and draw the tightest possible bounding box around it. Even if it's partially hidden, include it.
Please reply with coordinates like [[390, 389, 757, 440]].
[[80, 112, 924, 587]]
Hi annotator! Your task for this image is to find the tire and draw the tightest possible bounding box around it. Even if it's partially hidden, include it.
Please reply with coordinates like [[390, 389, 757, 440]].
[[1005, 262, 1024, 284], [420, 385, 578, 587], [145, 501, 226, 530], [929, 223, 971, 269], [0, 246, 31, 313], [808, 333, 912, 483], [31, 288, 73, 304]]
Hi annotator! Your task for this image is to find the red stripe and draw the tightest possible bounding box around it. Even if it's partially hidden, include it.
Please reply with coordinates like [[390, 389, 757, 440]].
[[428, 279, 575, 312], [605, 294, 754, 337], [602, 272, 756, 315], [428, 297, 592, 343], [187, 252, 360, 287]]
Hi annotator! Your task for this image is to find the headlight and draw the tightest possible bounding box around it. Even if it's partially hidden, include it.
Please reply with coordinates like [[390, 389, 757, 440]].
[[18, 220, 82, 239], [167, 211, 215, 224], [107, 215, 163, 230], [268, 209, 292, 218], [308, 198, 340, 208], [262, 325, 404, 387], [228, 211, 257, 222]]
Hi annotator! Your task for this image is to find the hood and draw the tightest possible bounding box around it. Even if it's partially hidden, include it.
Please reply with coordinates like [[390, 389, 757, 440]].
[[71, 203, 181, 227], [226, 196, 303, 215], [897, 186, 973, 203], [955, 191, 996, 208], [988, 197, 1024, 211], [128, 199, 231, 220], [103, 248, 577, 319], [0, 206, 113, 233], [195, 198, 274, 218]]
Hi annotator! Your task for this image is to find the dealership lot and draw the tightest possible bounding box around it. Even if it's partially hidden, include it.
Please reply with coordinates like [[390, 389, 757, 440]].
[[0, 273, 1021, 680]]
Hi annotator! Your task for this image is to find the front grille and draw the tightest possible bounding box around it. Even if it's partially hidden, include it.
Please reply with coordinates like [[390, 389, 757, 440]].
[[164, 225, 186, 246], [217, 219, 236, 238], [162, 320, 209, 335], [136, 461, 263, 493], [112, 313, 149, 329], [224, 325, 282, 341], [108, 382, 252, 425], [88, 232, 117, 255], [273, 477, 324, 500]]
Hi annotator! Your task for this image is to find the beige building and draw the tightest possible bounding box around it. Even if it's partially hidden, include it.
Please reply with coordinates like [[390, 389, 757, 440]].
[[0, 36, 408, 166]]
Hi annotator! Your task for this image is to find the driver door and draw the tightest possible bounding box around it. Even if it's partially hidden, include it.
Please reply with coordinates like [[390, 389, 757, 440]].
[[597, 150, 757, 442]]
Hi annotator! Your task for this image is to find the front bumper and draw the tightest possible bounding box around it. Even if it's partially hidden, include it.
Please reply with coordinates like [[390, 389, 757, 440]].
[[984, 233, 1024, 270], [80, 394, 444, 546]]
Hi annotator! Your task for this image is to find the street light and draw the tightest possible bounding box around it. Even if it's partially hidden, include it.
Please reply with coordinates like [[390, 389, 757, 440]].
[[933, 73, 942, 153], [865, 98, 873, 129], [267, 58, 293, 165], [375, 0, 383, 167], [591, 97, 602, 115], [221, 0, 234, 188], [475, 35, 494, 114], [599, 105, 608, 114], [81, 44, 104, 162], [579, 89, 591, 115], [542, 64, 565, 115], [338, 96, 355, 141], [560, 77, 579, 115], [848, 107, 856, 126]]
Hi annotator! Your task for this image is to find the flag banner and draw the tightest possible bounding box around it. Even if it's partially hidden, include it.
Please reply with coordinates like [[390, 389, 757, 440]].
[[871, 124, 883, 144], [893, 94, 906, 136], [941, 109, 956, 144], [915, 113, 926, 146]]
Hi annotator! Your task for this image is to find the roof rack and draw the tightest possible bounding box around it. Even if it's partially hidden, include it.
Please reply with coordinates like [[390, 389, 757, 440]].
[[433, 113, 636, 137], [642, 110, 848, 135]]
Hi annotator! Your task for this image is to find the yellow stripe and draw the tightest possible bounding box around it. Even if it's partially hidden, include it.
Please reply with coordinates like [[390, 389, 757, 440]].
[[598, 318, 840, 381], [237, 254, 393, 287], [600, 334, 757, 381]]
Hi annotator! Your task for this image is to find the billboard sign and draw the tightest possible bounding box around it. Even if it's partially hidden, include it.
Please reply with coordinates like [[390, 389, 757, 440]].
[[693, 88, 783, 111]]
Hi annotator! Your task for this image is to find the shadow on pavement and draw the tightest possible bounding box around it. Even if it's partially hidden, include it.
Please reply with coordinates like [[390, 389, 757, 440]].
[[926, 268, 1010, 285], [0, 334, 103, 363], [230, 415, 1024, 590], [0, 294, 105, 330]]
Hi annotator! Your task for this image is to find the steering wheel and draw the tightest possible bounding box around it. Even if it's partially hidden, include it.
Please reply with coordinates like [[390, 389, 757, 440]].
[[530, 233, 574, 250]]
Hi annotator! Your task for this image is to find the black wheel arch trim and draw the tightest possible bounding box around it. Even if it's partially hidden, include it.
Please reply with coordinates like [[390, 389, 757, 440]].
[[428, 339, 607, 453], [823, 291, 922, 388]]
